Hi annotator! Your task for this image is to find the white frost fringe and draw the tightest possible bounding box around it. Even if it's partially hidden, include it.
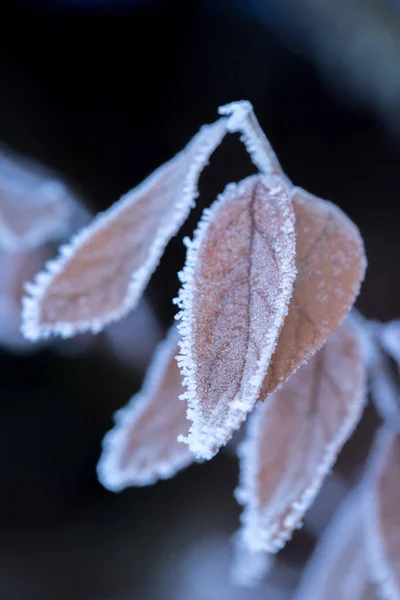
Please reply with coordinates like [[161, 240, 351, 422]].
[[364, 426, 400, 600], [97, 326, 195, 491], [21, 118, 227, 341], [235, 347, 366, 555], [174, 174, 296, 460]]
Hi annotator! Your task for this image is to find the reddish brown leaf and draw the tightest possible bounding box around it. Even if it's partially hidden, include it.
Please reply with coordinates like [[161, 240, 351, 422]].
[[294, 488, 377, 600], [21, 118, 227, 341], [175, 174, 296, 459], [260, 186, 366, 399], [97, 326, 195, 490], [365, 427, 400, 600], [236, 319, 366, 554]]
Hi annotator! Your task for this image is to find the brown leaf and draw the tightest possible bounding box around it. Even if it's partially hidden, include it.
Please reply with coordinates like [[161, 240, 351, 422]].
[[175, 174, 296, 459], [21, 118, 227, 341], [260, 186, 366, 399], [97, 326, 195, 490], [365, 426, 400, 600], [293, 488, 378, 600], [236, 319, 366, 554]]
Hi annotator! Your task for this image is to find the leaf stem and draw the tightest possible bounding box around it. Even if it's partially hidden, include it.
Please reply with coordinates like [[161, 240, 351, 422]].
[[218, 101, 281, 176]]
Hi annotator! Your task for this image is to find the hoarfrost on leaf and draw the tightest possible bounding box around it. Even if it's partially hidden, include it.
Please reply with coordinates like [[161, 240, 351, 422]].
[[259, 186, 367, 400], [218, 101, 282, 178], [21, 117, 228, 341], [175, 174, 296, 459], [235, 319, 366, 557], [97, 325, 195, 490], [364, 426, 400, 600], [293, 487, 377, 600]]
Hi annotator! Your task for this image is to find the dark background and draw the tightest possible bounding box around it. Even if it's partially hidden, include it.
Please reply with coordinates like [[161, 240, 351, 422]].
[[0, 0, 399, 598]]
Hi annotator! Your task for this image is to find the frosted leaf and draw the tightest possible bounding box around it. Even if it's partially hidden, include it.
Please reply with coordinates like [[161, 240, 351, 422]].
[[380, 320, 400, 368], [293, 488, 377, 600], [236, 319, 366, 555], [259, 186, 367, 399], [0, 148, 71, 251], [364, 426, 400, 600], [175, 174, 296, 459], [21, 118, 228, 341], [97, 325, 195, 490]]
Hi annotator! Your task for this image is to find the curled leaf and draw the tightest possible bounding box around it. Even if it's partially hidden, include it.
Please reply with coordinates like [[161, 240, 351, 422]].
[[97, 326, 195, 490], [259, 186, 366, 399], [0, 150, 71, 251], [21, 118, 227, 341], [236, 319, 366, 554], [365, 426, 400, 600], [175, 174, 296, 459], [294, 488, 377, 600]]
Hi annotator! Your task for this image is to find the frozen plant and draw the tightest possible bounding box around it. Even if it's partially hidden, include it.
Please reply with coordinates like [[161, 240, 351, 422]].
[[20, 101, 400, 595]]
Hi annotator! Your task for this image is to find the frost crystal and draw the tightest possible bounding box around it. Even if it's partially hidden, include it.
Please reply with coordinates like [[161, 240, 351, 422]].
[[175, 174, 296, 459], [97, 326, 196, 490], [21, 118, 227, 341]]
